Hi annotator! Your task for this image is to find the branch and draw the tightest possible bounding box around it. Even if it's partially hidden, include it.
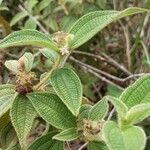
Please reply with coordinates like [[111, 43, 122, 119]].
[[78, 142, 88, 150], [70, 56, 124, 90], [18, 5, 49, 35], [74, 51, 131, 76]]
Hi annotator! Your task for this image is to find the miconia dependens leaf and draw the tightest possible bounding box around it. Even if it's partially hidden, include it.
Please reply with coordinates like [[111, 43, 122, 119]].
[[51, 68, 82, 116], [0, 29, 58, 51], [69, 7, 147, 49], [107, 96, 128, 118], [10, 11, 27, 26], [20, 52, 34, 72], [120, 75, 150, 108], [125, 103, 150, 125], [27, 92, 76, 129], [39, 48, 60, 63], [53, 128, 80, 141], [5, 52, 34, 73], [10, 95, 36, 149], [0, 84, 16, 118], [0, 111, 10, 133], [28, 132, 64, 150], [88, 97, 108, 121], [5, 60, 18, 73], [102, 121, 146, 150], [0, 122, 18, 149], [0, 84, 15, 90]]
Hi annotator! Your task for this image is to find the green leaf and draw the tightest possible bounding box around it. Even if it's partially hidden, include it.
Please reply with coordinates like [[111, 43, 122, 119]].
[[10, 95, 36, 149], [120, 75, 150, 108], [88, 141, 109, 150], [44, 17, 59, 32], [7, 142, 20, 150], [27, 92, 76, 129], [26, 0, 38, 12], [5, 60, 18, 73], [0, 84, 15, 90], [0, 122, 18, 149], [88, 97, 108, 121], [79, 104, 92, 119], [69, 7, 147, 49], [107, 96, 128, 118], [53, 128, 80, 141], [39, 48, 60, 63], [107, 84, 123, 98], [24, 18, 37, 29], [0, 29, 58, 51], [60, 14, 78, 32], [125, 103, 150, 125], [0, 111, 10, 132], [5, 52, 34, 73], [10, 12, 27, 26], [37, 0, 52, 12], [102, 121, 146, 150], [51, 68, 82, 116], [28, 132, 64, 150], [0, 85, 16, 118], [21, 52, 34, 72]]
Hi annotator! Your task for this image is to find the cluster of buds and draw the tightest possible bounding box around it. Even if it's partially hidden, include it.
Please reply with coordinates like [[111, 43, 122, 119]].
[[15, 59, 36, 95], [53, 31, 74, 55], [78, 118, 104, 142], [82, 119, 104, 141]]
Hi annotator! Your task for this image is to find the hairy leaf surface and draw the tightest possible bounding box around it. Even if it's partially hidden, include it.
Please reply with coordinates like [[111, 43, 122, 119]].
[[107, 96, 128, 118], [27, 92, 76, 129], [20, 52, 34, 72], [53, 128, 80, 141], [39, 48, 60, 63], [0, 85, 16, 118], [51, 68, 82, 116], [0, 29, 58, 51], [120, 75, 150, 108], [126, 103, 150, 125], [5, 60, 18, 73], [69, 7, 147, 48], [88, 97, 108, 121], [0, 111, 10, 132], [10, 95, 36, 148], [102, 121, 146, 150], [0, 122, 18, 149], [28, 132, 64, 150]]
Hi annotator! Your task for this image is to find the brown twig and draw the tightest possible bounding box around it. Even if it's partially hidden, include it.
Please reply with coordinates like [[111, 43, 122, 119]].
[[101, 52, 132, 76], [119, 21, 131, 70], [70, 56, 149, 86], [73, 51, 131, 76], [78, 142, 88, 150], [18, 5, 49, 35], [70, 56, 124, 90], [66, 142, 71, 150]]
